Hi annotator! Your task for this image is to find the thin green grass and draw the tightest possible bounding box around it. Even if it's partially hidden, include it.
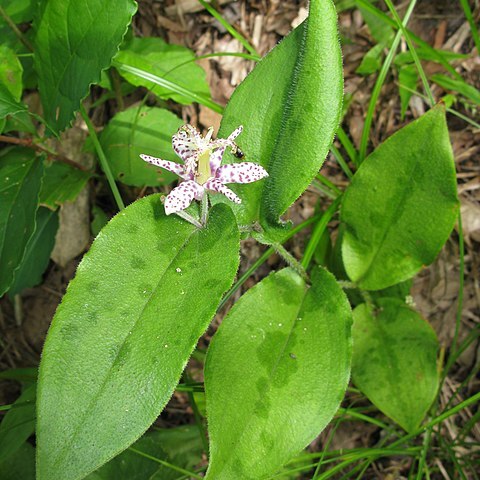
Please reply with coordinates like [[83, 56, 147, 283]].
[[197, 0, 260, 59], [358, 0, 418, 162], [80, 105, 125, 211]]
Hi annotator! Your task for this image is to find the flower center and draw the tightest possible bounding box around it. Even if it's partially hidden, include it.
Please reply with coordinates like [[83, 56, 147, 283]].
[[196, 149, 212, 185]]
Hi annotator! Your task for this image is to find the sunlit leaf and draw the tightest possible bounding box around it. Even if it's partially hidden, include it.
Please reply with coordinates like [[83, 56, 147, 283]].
[[116, 37, 210, 104], [215, 0, 343, 237], [0, 45, 23, 100], [352, 299, 439, 432], [341, 105, 459, 290], [37, 198, 239, 480], [205, 267, 352, 479]]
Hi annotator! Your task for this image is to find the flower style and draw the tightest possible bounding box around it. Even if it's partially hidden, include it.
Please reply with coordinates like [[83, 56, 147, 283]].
[[140, 124, 268, 215]]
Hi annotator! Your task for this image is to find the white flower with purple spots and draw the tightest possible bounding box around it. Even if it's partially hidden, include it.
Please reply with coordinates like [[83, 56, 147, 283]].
[[140, 124, 268, 215]]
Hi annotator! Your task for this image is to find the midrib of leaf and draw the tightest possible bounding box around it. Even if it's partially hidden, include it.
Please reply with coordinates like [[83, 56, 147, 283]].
[[48, 224, 199, 472], [354, 157, 421, 285], [210, 274, 308, 475], [259, 22, 308, 224]]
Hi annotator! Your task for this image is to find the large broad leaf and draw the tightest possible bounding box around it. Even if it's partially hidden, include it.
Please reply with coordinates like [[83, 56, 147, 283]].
[[215, 0, 342, 236], [352, 299, 439, 433], [205, 267, 352, 479], [8, 207, 59, 296], [341, 106, 459, 290], [39, 161, 91, 209], [33, 0, 137, 132], [0, 384, 36, 463], [99, 106, 183, 187], [115, 37, 210, 104], [87, 426, 203, 480], [0, 148, 43, 295], [37, 198, 239, 480]]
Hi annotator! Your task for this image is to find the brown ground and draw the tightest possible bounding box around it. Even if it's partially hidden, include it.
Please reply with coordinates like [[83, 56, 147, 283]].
[[1, 0, 479, 478]]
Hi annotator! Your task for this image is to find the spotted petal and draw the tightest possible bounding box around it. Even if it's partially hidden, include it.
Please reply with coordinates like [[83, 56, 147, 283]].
[[164, 180, 205, 215], [140, 154, 191, 180], [209, 126, 244, 172], [204, 178, 241, 204], [216, 162, 269, 184], [172, 124, 203, 162]]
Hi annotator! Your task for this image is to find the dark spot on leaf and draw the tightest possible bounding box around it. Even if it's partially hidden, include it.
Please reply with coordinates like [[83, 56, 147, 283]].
[[130, 255, 146, 270]]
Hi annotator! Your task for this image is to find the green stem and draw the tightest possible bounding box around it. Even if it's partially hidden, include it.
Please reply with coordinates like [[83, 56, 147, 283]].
[[128, 447, 203, 479], [415, 426, 432, 480], [311, 179, 339, 200], [383, 0, 435, 106], [331, 143, 354, 179], [316, 174, 342, 195], [273, 242, 309, 282], [359, 0, 418, 162], [453, 210, 465, 354], [80, 105, 125, 211], [336, 126, 358, 166], [0, 5, 34, 52], [459, 0, 480, 53], [217, 214, 322, 311], [301, 196, 342, 269]]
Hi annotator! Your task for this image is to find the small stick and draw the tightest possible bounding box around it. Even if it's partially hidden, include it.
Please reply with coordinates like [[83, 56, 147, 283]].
[[0, 135, 91, 172]]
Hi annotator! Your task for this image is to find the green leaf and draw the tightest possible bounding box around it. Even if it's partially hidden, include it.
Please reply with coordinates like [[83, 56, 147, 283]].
[[216, 0, 343, 233], [0, 0, 36, 24], [87, 426, 203, 480], [0, 442, 35, 480], [358, 5, 394, 44], [3, 110, 37, 135], [39, 161, 91, 209], [0, 148, 43, 295], [99, 105, 183, 187], [352, 299, 439, 432], [0, 384, 36, 463], [205, 267, 352, 479], [355, 43, 384, 76], [431, 73, 480, 106], [0, 45, 23, 100], [91, 205, 109, 237], [33, 0, 137, 132], [116, 37, 210, 104], [398, 64, 418, 119], [0, 83, 27, 120], [8, 207, 59, 296], [341, 106, 459, 290], [37, 198, 239, 480]]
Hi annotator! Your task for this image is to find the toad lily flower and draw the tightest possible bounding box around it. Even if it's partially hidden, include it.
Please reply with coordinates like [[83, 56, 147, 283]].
[[140, 124, 268, 215]]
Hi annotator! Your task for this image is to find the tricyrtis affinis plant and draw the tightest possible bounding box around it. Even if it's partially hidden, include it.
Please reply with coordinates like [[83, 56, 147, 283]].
[[0, 0, 462, 479]]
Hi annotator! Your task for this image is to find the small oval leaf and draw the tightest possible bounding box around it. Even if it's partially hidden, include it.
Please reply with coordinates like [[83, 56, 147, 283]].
[[216, 0, 343, 232], [37, 198, 239, 480], [341, 105, 459, 290], [205, 267, 352, 479], [352, 299, 439, 433]]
